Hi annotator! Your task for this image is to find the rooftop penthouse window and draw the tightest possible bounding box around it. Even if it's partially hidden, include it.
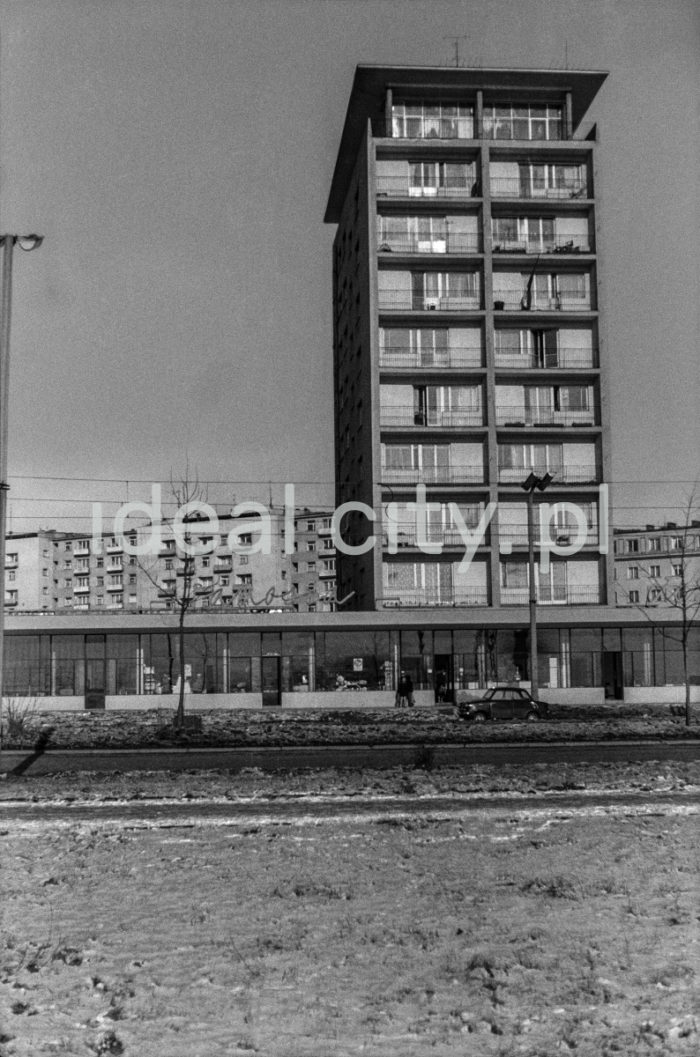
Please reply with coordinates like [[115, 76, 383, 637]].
[[391, 102, 474, 139], [483, 104, 563, 141]]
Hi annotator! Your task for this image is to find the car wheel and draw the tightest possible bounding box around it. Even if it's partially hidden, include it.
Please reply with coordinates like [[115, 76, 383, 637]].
[[473, 711, 486, 723], [526, 711, 539, 722]]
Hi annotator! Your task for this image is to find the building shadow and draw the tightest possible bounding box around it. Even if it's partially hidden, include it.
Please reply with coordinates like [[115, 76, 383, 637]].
[[9, 727, 55, 776]]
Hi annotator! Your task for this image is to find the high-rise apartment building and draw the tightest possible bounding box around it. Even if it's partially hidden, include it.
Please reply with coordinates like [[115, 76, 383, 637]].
[[325, 65, 612, 611]]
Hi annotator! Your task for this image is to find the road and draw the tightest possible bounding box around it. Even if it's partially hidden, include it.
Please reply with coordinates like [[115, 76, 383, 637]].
[[2, 738, 700, 775]]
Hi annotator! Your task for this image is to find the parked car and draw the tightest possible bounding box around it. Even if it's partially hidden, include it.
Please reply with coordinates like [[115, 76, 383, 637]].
[[456, 686, 550, 722]]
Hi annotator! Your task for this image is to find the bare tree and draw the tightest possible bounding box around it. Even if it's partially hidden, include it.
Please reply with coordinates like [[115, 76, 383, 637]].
[[623, 488, 700, 726], [137, 468, 218, 731]]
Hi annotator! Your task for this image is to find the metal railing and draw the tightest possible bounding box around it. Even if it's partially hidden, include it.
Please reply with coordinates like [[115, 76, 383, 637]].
[[380, 405, 484, 428], [380, 346, 482, 369], [498, 464, 599, 484], [492, 291, 591, 312], [491, 234, 591, 254], [378, 232, 480, 254], [376, 176, 478, 198], [382, 527, 487, 548], [495, 405, 597, 428], [378, 289, 481, 312], [490, 177, 588, 200], [380, 589, 489, 607], [494, 348, 596, 369], [498, 526, 599, 545], [380, 464, 485, 484], [500, 585, 601, 605]]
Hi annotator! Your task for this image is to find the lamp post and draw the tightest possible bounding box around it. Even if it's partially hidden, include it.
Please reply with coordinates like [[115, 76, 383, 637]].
[[0, 234, 44, 722], [521, 471, 552, 700]]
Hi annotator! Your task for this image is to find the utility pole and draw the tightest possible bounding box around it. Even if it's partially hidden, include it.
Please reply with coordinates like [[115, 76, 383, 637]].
[[522, 471, 552, 699], [0, 234, 43, 721]]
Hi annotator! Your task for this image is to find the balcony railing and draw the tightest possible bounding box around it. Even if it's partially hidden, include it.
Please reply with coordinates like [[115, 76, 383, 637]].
[[490, 176, 588, 200], [498, 526, 599, 546], [491, 234, 591, 254], [377, 176, 478, 199], [500, 585, 601, 605], [381, 589, 489, 607], [381, 464, 484, 485], [380, 345, 482, 369], [379, 290, 481, 312], [380, 406, 483, 428], [498, 464, 599, 485], [495, 405, 596, 428], [494, 348, 596, 370], [379, 233, 480, 255], [492, 291, 591, 312], [382, 526, 486, 548]]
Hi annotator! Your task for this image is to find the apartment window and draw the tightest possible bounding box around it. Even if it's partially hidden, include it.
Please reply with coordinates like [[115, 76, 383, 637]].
[[165, 559, 173, 570], [322, 559, 336, 572], [391, 102, 473, 139], [648, 565, 661, 578], [7, 570, 15, 581], [64, 560, 72, 569], [627, 567, 639, 580], [669, 536, 683, 550], [96, 596, 104, 606], [42, 586, 48, 595], [483, 103, 562, 141], [109, 574, 123, 586], [623, 539, 640, 554], [129, 574, 137, 585], [96, 557, 104, 568], [647, 587, 662, 604], [322, 538, 335, 551], [97, 576, 104, 586], [201, 557, 210, 568], [65, 542, 72, 551], [239, 556, 249, 565], [221, 575, 230, 586], [672, 563, 683, 576], [647, 538, 661, 552], [236, 574, 252, 586], [7, 552, 17, 563], [628, 590, 640, 603], [306, 521, 315, 532], [5, 590, 18, 603]]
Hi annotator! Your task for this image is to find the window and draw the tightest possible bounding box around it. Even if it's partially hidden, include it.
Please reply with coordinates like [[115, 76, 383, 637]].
[[483, 103, 562, 141], [109, 574, 123, 586], [165, 559, 173, 570], [647, 587, 662, 604], [129, 574, 137, 584], [221, 575, 230, 586], [239, 556, 249, 565], [647, 538, 661, 552], [322, 538, 335, 551], [648, 565, 661, 578], [308, 541, 316, 551], [236, 574, 252, 586], [7, 570, 15, 582], [96, 557, 104, 568], [672, 563, 683, 577], [201, 557, 210, 568], [322, 559, 336, 572], [7, 552, 17, 563], [306, 521, 315, 532], [669, 536, 683, 550], [627, 567, 639, 580], [392, 102, 473, 139], [628, 590, 640, 603]]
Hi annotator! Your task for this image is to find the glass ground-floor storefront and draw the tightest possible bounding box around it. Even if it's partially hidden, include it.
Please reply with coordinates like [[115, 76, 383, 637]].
[[4, 610, 699, 708]]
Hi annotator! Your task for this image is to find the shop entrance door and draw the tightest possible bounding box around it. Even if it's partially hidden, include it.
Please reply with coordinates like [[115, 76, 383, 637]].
[[433, 654, 453, 703], [262, 656, 282, 708], [602, 651, 623, 700], [85, 635, 106, 710]]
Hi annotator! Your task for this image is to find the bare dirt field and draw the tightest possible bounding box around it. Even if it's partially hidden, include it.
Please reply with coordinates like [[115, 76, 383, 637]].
[[1, 762, 699, 1057]]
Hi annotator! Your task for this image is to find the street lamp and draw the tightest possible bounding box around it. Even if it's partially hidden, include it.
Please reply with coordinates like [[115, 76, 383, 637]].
[[0, 234, 44, 718], [521, 471, 553, 700]]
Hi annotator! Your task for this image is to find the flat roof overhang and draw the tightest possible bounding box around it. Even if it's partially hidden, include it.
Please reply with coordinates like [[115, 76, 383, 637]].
[[325, 64, 608, 223]]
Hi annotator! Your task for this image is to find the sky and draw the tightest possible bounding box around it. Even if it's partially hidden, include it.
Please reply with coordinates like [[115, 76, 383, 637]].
[[0, 0, 698, 533]]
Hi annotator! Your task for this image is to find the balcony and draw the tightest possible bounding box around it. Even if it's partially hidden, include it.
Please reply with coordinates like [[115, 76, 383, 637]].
[[375, 115, 475, 140], [498, 525, 599, 547], [378, 232, 480, 255], [377, 175, 478, 199], [381, 589, 489, 608], [381, 465, 484, 485], [382, 526, 486, 548], [491, 234, 591, 255], [498, 464, 599, 485], [494, 347, 596, 370], [214, 561, 232, 573], [490, 176, 588, 200], [380, 406, 483, 428], [73, 583, 90, 593], [106, 540, 123, 553], [492, 290, 591, 312], [380, 345, 482, 370], [500, 585, 601, 605], [106, 582, 124, 592], [74, 541, 90, 556], [495, 405, 596, 428], [379, 289, 481, 312]]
